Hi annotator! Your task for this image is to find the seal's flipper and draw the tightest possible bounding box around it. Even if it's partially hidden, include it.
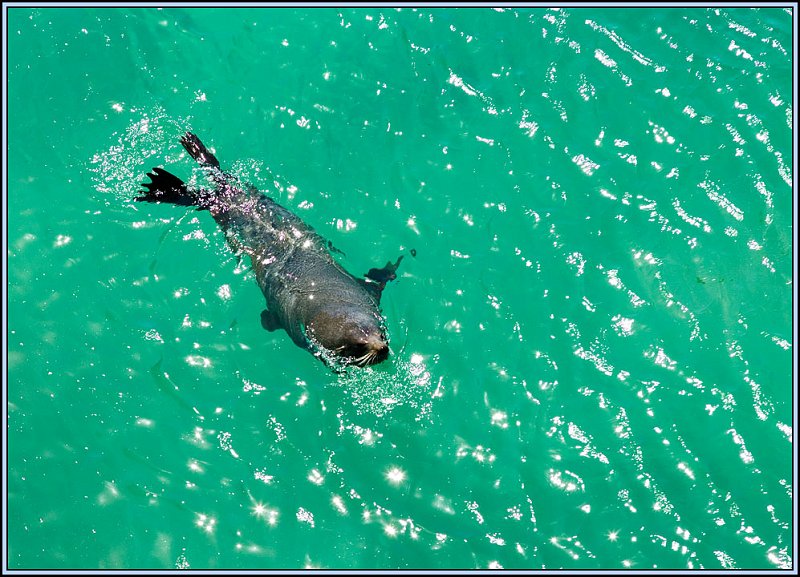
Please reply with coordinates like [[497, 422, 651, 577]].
[[181, 132, 221, 168], [135, 167, 201, 207], [261, 309, 280, 331], [365, 255, 404, 285], [360, 255, 404, 301]]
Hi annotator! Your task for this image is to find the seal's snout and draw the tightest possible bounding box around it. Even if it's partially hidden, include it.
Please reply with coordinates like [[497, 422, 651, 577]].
[[307, 309, 390, 366], [344, 332, 388, 367], [365, 334, 389, 365]]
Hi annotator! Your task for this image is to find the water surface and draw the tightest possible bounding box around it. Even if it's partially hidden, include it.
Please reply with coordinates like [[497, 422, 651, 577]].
[[6, 6, 795, 570]]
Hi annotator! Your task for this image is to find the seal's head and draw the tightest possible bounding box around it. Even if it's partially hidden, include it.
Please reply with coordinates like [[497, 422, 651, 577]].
[[305, 307, 389, 367]]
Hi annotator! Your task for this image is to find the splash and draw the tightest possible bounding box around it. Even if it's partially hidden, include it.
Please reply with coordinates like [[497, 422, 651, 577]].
[[331, 353, 439, 420], [88, 106, 192, 204], [89, 109, 301, 274]]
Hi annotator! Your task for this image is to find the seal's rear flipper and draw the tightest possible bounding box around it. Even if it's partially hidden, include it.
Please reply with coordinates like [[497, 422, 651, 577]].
[[135, 167, 200, 207], [181, 132, 221, 168]]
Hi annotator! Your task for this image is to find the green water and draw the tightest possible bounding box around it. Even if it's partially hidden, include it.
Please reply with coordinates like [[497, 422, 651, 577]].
[[5, 6, 795, 571]]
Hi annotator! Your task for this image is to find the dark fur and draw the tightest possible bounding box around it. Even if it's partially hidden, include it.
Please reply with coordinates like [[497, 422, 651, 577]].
[[136, 132, 400, 368]]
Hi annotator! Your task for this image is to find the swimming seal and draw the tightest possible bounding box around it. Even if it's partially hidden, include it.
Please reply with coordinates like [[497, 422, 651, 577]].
[[135, 132, 403, 369]]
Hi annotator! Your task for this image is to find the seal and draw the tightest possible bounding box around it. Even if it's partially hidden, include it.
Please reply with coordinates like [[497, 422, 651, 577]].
[[135, 132, 403, 369]]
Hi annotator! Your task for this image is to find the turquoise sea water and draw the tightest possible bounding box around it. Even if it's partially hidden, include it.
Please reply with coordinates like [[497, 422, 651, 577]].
[[5, 6, 795, 571]]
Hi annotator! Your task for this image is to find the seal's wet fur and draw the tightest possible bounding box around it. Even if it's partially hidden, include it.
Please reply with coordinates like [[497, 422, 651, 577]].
[[136, 132, 401, 369]]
